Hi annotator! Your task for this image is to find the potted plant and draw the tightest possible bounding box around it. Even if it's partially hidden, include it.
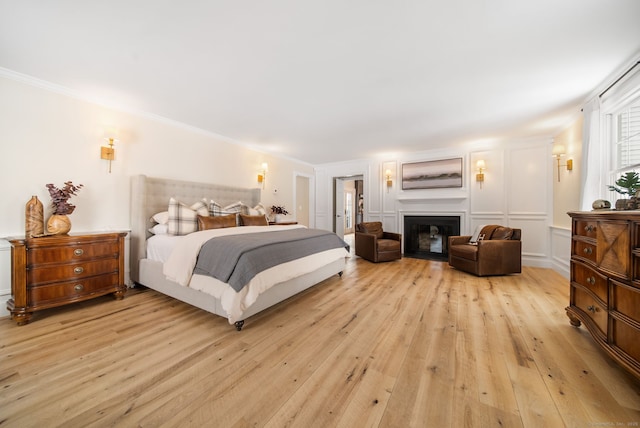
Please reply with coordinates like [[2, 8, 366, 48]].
[[607, 171, 640, 210], [270, 205, 289, 223], [45, 181, 83, 234]]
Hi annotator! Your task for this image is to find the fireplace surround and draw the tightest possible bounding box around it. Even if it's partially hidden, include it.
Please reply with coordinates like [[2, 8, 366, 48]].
[[403, 215, 461, 260]]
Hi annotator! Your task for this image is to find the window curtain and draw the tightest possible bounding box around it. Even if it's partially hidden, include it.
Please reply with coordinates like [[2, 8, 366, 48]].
[[580, 96, 601, 211]]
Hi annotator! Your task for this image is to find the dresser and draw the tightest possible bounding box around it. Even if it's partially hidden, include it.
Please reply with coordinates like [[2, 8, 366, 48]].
[[7, 232, 127, 325], [567, 211, 640, 379]]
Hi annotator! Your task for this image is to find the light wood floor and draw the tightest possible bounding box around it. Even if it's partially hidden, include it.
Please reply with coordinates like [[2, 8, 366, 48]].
[[1, 257, 639, 427]]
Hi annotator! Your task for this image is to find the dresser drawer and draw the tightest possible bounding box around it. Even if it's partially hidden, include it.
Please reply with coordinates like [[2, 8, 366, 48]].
[[572, 261, 608, 303], [573, 287, 607, 336], [28, 258, 119, 285], [611, 280, 640, 324], [573, 240, 597, 264], [574, 219, 598, 239], [27, 273, 120, 306], [28, 241, 119, 265], [611, 318, 640, 363]]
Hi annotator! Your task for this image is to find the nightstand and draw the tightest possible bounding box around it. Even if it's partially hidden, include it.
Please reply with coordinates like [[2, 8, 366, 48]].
[[7, 231, 127, 325]]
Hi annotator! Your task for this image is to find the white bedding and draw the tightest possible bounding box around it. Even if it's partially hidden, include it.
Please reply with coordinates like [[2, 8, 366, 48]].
[[147, 225, 349, 323]]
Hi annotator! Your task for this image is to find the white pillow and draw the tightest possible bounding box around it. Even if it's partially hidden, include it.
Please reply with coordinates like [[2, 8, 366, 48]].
[[167, 198, 209, 236], [469, 224, 487, 243], [148, 223, 169, 235], [248, 203, 266, 216], [151, 211, 169, 225]]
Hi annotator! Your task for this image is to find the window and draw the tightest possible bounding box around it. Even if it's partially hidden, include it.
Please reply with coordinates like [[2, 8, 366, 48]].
[[612, 98, 640, 172]]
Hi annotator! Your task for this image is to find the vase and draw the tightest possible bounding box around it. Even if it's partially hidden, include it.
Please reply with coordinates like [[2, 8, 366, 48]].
[[615, 199, 628, 210], [47, 214, 71, 235], [25, 195, 44, 238]]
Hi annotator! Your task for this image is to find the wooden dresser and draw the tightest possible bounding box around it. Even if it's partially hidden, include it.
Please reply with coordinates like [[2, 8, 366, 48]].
[[7, 232, 127, 325], [567, 211, 640, 379]]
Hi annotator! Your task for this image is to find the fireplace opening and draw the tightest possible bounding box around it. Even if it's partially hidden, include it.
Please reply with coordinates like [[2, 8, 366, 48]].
[[403, 216, 461, 261]]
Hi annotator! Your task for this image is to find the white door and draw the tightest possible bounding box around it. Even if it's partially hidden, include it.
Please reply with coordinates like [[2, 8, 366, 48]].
[[335, 178, 345, 238]]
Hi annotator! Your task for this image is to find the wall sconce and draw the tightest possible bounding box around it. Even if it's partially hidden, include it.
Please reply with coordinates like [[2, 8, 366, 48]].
[[257, 162, 268, 189], [100, 135, 118, 173], [476, 160, 486, 188], [385, 169, 393, 192], [552, 144, 573, 182]]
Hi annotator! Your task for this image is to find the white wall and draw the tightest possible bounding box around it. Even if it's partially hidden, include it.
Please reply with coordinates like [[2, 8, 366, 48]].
[[316, 139, 554, 268], [0, 74, 314, 317]]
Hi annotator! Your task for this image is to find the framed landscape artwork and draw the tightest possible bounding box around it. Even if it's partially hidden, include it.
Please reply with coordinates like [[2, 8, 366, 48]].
[[402, 158, 463, 190]]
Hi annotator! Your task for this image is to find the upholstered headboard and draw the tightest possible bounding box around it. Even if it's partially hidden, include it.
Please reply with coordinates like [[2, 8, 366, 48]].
[[130, 175, 261, 283]]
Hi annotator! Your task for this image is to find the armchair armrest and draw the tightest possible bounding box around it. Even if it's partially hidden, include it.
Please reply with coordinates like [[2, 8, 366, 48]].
[[355, 232, 378, 262], [449, 235, 472, 246], [382, 232, 401, 242]]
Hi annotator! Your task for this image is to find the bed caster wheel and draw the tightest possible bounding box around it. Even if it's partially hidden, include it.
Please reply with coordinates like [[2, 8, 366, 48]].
[[338, 271, 343, 277], [234, 320, 245, 331]]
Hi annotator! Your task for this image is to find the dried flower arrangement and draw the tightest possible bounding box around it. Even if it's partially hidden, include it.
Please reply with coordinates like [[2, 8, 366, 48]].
[[270, 205, 289, 215], [46, 181, 84, 215]]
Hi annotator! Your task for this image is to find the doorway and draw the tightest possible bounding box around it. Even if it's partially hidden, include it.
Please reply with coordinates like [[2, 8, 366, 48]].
[[334, 176, 364, 239]]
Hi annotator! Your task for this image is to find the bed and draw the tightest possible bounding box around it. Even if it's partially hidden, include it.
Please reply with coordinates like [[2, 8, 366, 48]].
[[130, 175, 349, 330]]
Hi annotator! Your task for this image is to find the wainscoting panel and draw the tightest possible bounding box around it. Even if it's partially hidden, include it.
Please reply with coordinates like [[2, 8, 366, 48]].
[[550, 226, 571, 278], [508, 216, 550, 267]]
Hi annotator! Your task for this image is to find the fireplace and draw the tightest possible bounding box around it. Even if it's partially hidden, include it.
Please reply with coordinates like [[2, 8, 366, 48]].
[[403, 215, 461, 260]]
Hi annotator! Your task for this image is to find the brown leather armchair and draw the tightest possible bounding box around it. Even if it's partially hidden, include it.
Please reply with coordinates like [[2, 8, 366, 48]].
[[355, 222, 402, 262], [448, 225, 521, 276]]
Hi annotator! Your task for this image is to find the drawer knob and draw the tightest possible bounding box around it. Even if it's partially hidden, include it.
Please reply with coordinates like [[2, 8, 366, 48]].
[[587, 305, 596, 313], [73, 266, 84, 274], [587, 276, 596, 285], [583, 247, 593, 255], [584, 225, 595, 233], [74, 248, 84, 256], [74, 284, 84, 291]]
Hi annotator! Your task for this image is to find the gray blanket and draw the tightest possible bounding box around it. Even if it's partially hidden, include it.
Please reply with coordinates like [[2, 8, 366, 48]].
[[193, 228, 349, 292]]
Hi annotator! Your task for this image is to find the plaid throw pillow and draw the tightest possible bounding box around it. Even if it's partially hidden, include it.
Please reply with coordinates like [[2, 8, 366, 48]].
[[168, 198, 209, 235], [223, 201, 248, 215], [209, 200, 224, 216], [209, 200, 249, 216]]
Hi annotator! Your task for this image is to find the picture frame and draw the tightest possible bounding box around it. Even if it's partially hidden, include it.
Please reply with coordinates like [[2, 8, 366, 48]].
[[402, 157, 463, 190]]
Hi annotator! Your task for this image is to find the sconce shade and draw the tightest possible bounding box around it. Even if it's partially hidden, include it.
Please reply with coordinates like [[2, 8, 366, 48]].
[[552, 144, 566, 156], [476, 159, 486, 170]]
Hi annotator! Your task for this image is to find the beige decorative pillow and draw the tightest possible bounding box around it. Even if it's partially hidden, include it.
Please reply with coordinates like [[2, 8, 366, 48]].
[[198, 214, 237, 230], [239, 214, 268, 226]]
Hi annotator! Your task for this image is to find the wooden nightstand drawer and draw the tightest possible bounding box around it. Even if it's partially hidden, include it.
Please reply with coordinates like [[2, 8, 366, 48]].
[[28, 258, 119, 285], [572, 260, 608, 303], [573, 240, 597, 264], [28, 273, 121, 307], [573, 287, 607, 336], [28, 241, 119, 265], [574, 219, 597, 238]]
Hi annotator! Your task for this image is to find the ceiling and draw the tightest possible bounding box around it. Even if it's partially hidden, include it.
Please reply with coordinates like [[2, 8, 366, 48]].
[[1, 1, 640, 165]]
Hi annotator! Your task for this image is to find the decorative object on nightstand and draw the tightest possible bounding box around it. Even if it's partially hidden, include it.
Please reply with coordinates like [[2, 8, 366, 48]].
[[7, 231, 128, 325], [45, 181, 83, 234], [25, 195, 44, 238], [270, 205, 289, 223]]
